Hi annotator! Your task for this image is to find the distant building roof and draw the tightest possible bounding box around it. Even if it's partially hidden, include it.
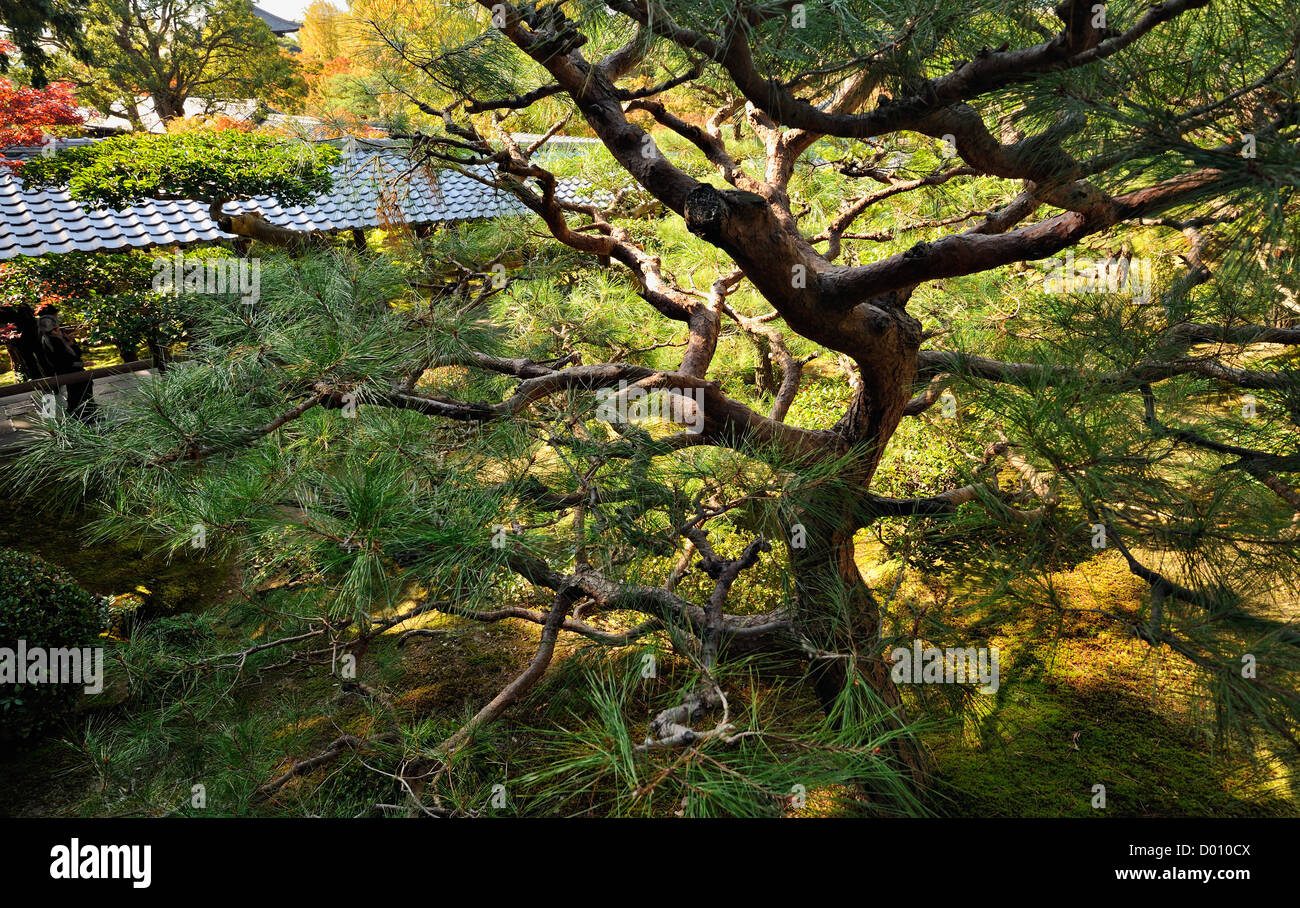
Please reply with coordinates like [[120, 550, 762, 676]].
[[0, 137, 600, 260], [81, 97, 267, 135], [251, 4, 301, 35], [260, 112, 330, 135]]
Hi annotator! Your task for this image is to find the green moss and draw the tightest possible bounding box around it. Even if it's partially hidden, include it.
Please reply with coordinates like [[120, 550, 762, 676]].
[[932, 669, 1292, 817], [0, 496, 235, 616], [909, 550, 1297, 817]]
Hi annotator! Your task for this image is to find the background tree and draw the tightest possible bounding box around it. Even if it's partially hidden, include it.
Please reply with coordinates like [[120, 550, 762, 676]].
[[53, 0, 304, 128], [297, 0, 540, 130], [297, 1, 354, 115], [13, 0, 1300, 816], [0, 0, 88, 87]]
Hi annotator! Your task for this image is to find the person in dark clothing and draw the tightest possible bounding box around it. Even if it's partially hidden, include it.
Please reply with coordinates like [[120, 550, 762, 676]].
[[0, 303, 48, 380], [35, 307, 96, 420]]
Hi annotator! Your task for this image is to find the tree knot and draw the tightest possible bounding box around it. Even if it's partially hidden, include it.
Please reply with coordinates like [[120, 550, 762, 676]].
[[683, 184, 726, 240]]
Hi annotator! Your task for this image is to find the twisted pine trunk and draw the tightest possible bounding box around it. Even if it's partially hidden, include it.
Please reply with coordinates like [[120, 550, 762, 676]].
[[791, 505, 930, 787], [790, 350, 930, 787]]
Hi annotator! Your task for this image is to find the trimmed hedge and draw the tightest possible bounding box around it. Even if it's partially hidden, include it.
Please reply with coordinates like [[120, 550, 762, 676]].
[[0, 549, 106, 742]]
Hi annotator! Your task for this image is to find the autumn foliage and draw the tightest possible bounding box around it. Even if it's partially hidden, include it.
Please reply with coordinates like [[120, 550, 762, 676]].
[[0, 41, 85, 169]]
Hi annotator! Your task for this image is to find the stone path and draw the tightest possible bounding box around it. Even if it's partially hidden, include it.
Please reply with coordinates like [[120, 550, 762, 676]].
[[0, 368, 152, 456]]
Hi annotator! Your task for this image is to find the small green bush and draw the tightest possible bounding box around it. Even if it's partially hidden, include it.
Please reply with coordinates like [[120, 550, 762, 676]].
[[0, 549, 106, 743], [20, 131, 339, 211]]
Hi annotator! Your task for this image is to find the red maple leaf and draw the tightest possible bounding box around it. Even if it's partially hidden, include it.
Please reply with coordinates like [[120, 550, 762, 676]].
[[0, 40, 86, 170]]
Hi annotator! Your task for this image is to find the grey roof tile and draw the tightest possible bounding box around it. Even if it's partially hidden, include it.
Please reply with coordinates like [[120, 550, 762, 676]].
[[0, 138, 600, 260]]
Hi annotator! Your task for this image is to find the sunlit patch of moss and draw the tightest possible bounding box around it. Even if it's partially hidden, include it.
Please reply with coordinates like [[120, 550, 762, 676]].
[[0, 495, 237, 617]]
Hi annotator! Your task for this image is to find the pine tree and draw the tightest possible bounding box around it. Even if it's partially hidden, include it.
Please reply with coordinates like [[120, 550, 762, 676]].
[[14, 0, 1300, 816]]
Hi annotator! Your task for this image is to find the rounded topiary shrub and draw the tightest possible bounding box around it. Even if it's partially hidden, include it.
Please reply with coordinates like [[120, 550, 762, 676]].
[[0, 549, 107, 743]]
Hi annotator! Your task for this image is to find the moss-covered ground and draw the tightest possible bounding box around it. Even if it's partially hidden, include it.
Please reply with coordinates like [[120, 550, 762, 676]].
[[0, 497, 1294, 817]]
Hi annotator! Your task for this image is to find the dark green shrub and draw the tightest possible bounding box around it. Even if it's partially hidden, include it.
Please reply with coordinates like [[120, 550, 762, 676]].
[[0, 549, 107, 743]]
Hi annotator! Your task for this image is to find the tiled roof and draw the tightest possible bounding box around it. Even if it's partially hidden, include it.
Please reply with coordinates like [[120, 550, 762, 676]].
[[0, 138, 600, 260], [0, 179, 229, 259], [251, 4, 301, 35]]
